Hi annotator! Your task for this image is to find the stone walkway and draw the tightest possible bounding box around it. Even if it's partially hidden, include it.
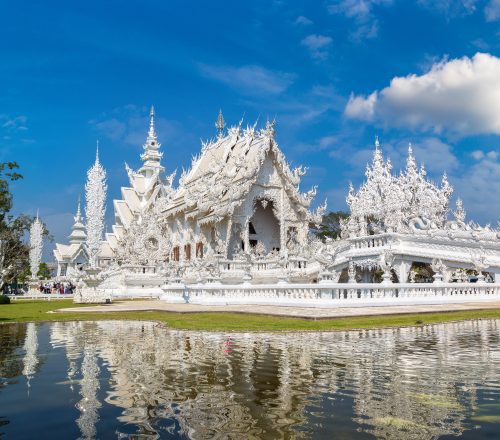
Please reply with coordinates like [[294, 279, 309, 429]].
[[57, 300, 500, 319]]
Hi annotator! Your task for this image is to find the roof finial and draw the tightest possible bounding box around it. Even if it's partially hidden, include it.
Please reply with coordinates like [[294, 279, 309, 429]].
[[95, 140, 100, 163], [148, 105, 156, 137], [76, 195, 82, 221], [265, 117, 276, 138], [216, 109, 225, 138], [375, 135, 380, 150], [150, 105, 155, 125]]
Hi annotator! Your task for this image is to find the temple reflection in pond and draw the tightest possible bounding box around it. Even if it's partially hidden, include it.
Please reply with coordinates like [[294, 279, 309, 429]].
[[44, 320, 500, 439]]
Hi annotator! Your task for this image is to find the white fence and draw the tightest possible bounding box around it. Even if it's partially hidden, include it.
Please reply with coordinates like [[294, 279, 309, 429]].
[[160, 282, 500, 308], [8, 293, 74, 301]]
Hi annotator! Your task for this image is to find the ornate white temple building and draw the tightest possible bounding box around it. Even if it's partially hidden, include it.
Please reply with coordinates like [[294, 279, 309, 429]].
[[53, 107, 500, 304]]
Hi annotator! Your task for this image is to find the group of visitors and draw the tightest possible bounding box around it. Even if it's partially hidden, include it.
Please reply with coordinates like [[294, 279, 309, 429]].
[[39, 281, 75, 294]]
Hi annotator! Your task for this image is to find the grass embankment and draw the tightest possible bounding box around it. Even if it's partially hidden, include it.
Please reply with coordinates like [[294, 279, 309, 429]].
[[1, 300, 500, 331]]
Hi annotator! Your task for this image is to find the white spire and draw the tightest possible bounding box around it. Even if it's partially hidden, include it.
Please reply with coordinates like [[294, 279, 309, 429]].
[[216, 109, 225, 138], [406, 142, 417, 174], [75, 195, 82, 222], [69, 196, 86, 245], [148, 105, 156, 138], [29, 214, 44, 280], [140, 105, 164, 175], [454, 198, 466, 223], [85, 149, 107, 267]]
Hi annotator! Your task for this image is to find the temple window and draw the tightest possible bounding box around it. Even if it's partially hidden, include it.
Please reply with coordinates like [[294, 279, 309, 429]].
[[173, 246, 180, 262], [184, 244, 192, 261], [196, 242, 204, 258], [249, 222, 256, 234]]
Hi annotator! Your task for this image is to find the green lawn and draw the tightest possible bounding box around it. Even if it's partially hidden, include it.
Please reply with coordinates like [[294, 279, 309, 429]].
[[1, 300, 500, 331]]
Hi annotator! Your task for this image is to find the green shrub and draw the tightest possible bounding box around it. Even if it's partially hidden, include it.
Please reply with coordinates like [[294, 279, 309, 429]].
[[0, 295, 11, 304]]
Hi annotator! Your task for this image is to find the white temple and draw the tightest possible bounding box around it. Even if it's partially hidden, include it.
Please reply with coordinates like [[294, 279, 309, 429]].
[[54, 199, 91, 277], [53, 107, 500, 304]]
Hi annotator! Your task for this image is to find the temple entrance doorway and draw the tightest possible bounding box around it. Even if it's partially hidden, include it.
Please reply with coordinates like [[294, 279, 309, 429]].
[[249, 199, 280, 254]]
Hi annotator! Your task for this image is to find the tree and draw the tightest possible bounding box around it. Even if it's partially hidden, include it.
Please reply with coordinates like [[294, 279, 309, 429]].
[[314, 211, 350, 240], [0, 163, 52, 285], [0, 162, 22, 224], [37, 262, 51, 279]]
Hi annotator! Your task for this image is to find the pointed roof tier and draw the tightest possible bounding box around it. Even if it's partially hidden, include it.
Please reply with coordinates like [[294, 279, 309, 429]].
[[162, 119, 321, 225], [139, 106, 164, 176], [69, 198, 87, 244]]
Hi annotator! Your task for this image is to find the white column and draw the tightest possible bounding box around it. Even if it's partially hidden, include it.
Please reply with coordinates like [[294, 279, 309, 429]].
[[280, 188, 286, 255], [243, 219, 250, 252]]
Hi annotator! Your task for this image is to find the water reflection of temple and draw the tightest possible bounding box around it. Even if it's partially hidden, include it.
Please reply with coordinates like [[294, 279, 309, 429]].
[[41, 320, 500, 439]]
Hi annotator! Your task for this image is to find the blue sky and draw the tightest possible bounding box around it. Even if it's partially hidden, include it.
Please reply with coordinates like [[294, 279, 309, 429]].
[[1, 0, 500, 257]]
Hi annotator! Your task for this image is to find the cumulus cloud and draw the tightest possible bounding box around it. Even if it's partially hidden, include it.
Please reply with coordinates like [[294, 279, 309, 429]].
[[328, 0, 393, 40], [301, 34, 333, 60], [345, 52, 500, 137], [198, 64, 295, 95]]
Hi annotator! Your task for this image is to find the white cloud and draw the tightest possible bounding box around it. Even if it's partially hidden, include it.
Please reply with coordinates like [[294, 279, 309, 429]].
[[295, 15, 313, 25], [344, 91, 377, 120], [198, 64, 295, 95], [301, 34, 333, 60], [0, 114, 28, 132], [487, 150, 499, 159], [345, 53, 500, 137], [471, 149, 498, 160], [471, 150, 485, 160], [328, 0, 393, 40], [485, 0, 500, 21], [410, 137, 460, 173], [90, 105, 182, 147], [417, 0, 477, 17], [453, 154, 500, 223]]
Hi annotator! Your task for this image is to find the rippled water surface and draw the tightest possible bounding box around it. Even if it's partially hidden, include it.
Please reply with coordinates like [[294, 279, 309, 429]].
[[1, 320, 500, 439]]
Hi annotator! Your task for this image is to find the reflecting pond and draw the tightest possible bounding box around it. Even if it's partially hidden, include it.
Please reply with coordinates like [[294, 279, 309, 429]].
[[1, 320, 500, 439]]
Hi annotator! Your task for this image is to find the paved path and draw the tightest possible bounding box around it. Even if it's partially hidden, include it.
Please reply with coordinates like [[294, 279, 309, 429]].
[[57, 300, 500, 319]]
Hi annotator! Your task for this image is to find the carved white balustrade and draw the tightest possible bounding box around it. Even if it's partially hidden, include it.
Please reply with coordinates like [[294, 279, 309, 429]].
[[160, 282, 500, 307]]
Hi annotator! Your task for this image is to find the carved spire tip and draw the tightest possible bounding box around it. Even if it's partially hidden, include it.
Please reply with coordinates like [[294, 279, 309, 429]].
[[216, 109, 225, 137], [95, 140, 100, 162]]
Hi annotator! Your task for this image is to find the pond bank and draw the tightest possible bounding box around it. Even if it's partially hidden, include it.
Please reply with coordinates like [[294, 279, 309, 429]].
[[1, 300, 500, 331], [58, 299, 500, 319]]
